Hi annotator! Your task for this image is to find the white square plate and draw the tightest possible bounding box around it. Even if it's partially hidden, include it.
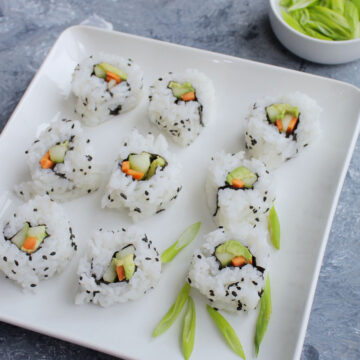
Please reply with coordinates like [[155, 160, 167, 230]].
[[0, 25, 359, 360]]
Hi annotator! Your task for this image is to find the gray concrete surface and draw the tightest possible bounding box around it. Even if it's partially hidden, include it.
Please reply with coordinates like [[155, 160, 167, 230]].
[[0, 1, 359, 359]]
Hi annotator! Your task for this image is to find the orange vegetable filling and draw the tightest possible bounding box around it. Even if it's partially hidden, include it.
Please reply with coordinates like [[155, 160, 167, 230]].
[[232, 256, 252, 267], [121, 161, 144, 180], [40, 151, 55, 169], [275, 119, 283, 132], [121, 161, 130, 173], [116, 265, 125, 282], [286, 117, 298, 135], [106, 71, 122, 84], [232, 179, 244, 188], [22, 237, 37, 251], [181, 91, 195, 102]]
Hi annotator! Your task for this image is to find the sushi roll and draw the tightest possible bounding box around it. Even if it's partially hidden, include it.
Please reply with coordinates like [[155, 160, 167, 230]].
[[75, 227, 161, 307], [0, 196, 77, 291], [102, 129, 182, 222], [14, 118, 101, 202], [206, 151, 275, 233], [188, 228, 270, 313], [245, 92, 321, 170], [148, 69, 215, 146], [71, 54, 143, 126]]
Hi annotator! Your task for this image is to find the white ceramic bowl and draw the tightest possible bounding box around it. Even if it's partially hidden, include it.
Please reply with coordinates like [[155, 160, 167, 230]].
[[269, 0, 360, 64]]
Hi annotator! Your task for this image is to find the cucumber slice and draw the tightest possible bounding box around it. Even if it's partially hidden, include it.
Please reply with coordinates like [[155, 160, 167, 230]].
[[11, 223, 29, 248], [215, 252, 234, 267], [168, 81, 194, 99], [49, 141, 69, 163], [215, 240, 252, 267], [122, 254, 135, 280], [266, 103, 299, 124], [102, 258, 117, 283], [115, 245, 135, 260], [226, 166, 257, 188], [94, 64, 106, 79], [27, 225, 47, 242], [98, 62, 128, 80], [129, 152, 151, 174], [145, 156, 166, 180]]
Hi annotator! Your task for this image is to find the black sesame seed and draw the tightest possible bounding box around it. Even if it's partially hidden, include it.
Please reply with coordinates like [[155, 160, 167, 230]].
[[33, 208, 38, 212], [30, 284, 37, 287], [188, 278, 192, 284], [14, 260, 19, 266], [252, 281, 258, 285], [263, 197, 267, 202], [232, 291, 237, 297], [3, 257, 7, 262], [44, 267, 49, 271], [255, 218, 259, 222], [197, 255, 202, 259], [11, 270, 16, 274], [50, 252, 56, 256], [145, 190, 149, 196], [42, 255, 47, 260]]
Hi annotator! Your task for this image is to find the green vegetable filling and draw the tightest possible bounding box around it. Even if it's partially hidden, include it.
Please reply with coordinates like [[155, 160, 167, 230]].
[[280, 0, 360, 41], [102, 245, 136, 283], [93, 62, 128, 80], [226, 166, 258, 188], [126, 152, 167, 180], [266, 103, 300, 135], [215, 240, 253, 268], [10, 223, 48, 254], [49, 140, 69, 163], [168, 81, 195, 99]]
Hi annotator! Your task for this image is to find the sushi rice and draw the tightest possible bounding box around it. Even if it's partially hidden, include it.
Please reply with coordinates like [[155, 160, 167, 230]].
[[15, 118, 101, 202], [206, 151, 275, 234], [72, 54, 143, 126], [75, 227, 161, 307], [188, 228, 270, 313], [148, 69, 215, 146], [102, 129, 182, 222], [245, 92, 321, 170], [0, 196, 77, 291]]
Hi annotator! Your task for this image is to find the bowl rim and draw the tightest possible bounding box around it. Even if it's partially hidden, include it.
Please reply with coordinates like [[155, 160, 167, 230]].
[[269, 0, 360, 45]]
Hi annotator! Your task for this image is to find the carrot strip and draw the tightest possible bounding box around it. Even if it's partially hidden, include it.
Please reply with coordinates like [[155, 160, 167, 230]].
[[121, 161, 130, 173], [286, 117, 298, 134], [127, 169, 144, 180], [106, 71, 121, 84], [40, 151, 54, 169], [22, 237, 37, 251], [232, 256, 247, 267], [275, 119, 283, 132], [116, 265, 125, 281], [232, 179, 244, 188], [181, 91, 195, 101]]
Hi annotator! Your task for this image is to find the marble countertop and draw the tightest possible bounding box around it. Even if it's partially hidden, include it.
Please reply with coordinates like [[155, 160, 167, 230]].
[[0, 1, 359, 359]]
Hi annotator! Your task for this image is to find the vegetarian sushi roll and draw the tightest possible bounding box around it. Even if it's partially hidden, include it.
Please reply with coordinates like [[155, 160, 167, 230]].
[[15, 118, 101, 202], [206, 151, 275, 233], [148, 69, 215, 146], [188, 228, 269, 313], [72, 54, 143, 126], [245, 93, 321, 170], [102, 129, 182, 222], [0, 196, 77, 290], [75, 227, 161, 307]]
